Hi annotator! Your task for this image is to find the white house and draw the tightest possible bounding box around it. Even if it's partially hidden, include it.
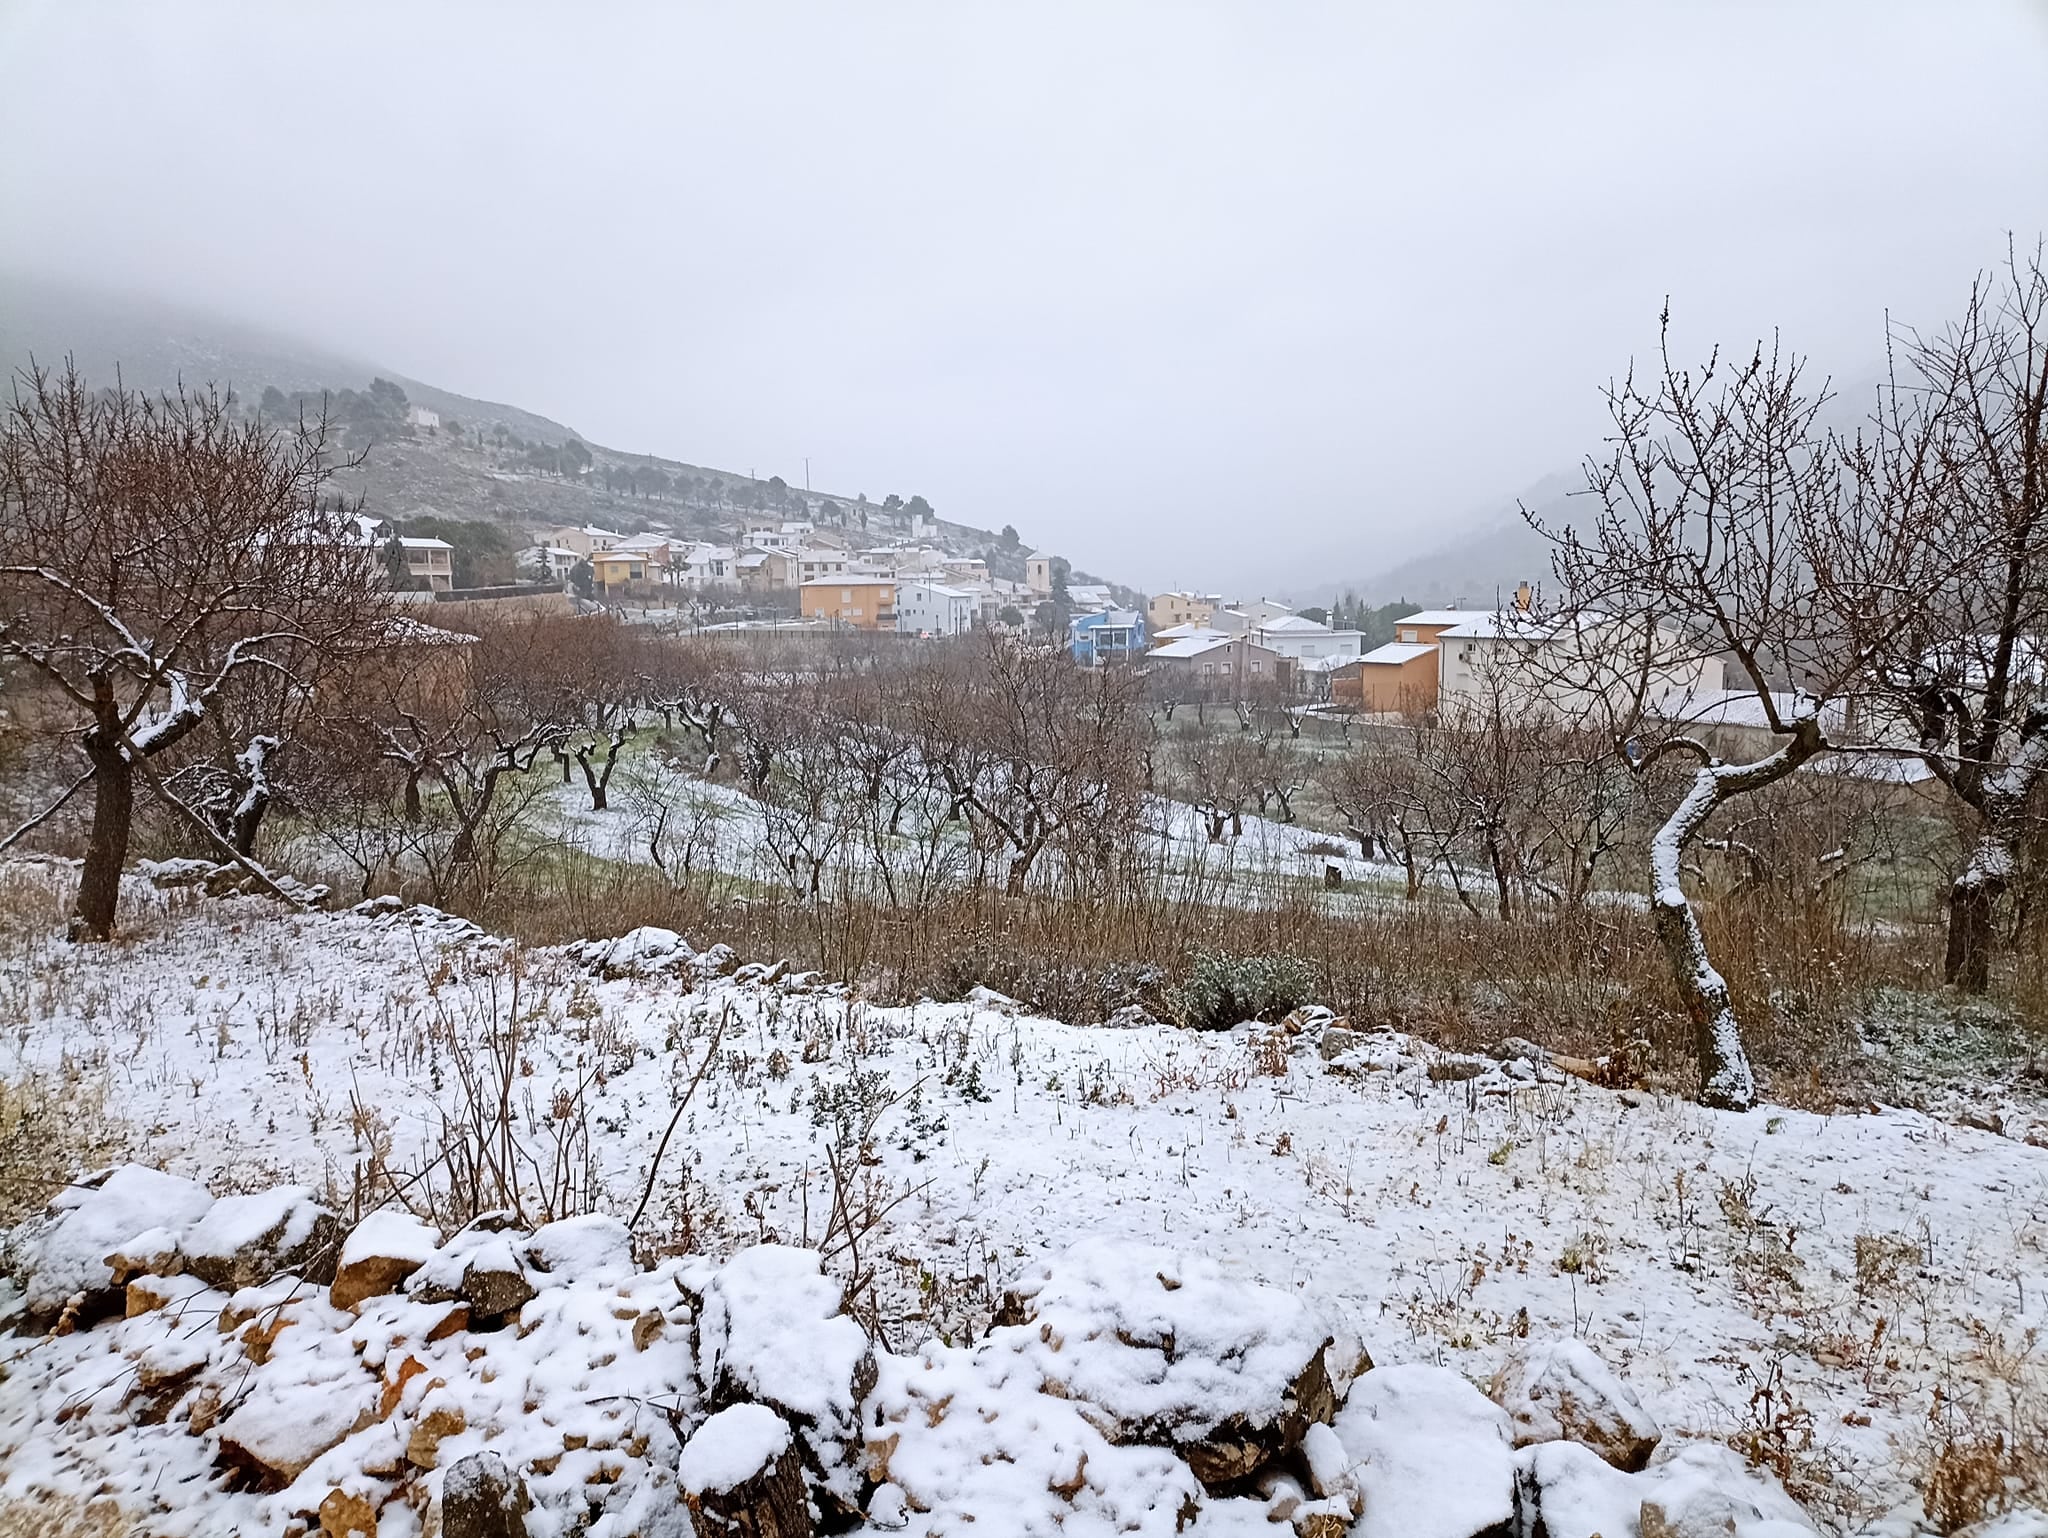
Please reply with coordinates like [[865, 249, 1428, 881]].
[[408, 405, 441, 431], [1435, 608, 1726, 720], [550, 524, 623, 556], [896, 579, 979, 637], [614, 531, 673, 570], [1210, 599, 1297, 635], [398, 536, 454, 592], [796, 547, 850, 584], [1252, 613, 1366, 663], [1066, 583, 1114, 612], [677, 542, 737, 588], [520, 545, 580, 581]]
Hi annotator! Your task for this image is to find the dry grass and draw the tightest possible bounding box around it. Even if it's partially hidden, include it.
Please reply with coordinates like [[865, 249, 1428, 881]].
[[0, 1497, 130, 1538], [459, 852, 1950, 1104]]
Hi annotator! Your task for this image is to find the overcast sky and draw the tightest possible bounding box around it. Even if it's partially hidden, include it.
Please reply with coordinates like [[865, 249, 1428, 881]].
[[3, 2, 2046, 594]]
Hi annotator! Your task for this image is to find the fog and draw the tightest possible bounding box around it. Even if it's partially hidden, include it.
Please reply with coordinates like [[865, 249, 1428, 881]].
[[3, 1, 2046, 593]]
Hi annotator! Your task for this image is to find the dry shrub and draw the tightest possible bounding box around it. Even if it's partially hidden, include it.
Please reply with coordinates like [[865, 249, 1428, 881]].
[[0, 1066, 126, 1225], [464, 847, 1935, 1100], [1916, 1376, 2048, 1534], [0, 1496, 129, 1538]]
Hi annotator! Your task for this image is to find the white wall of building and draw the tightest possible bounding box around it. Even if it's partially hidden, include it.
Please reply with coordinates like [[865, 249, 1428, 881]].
[[896, 581, 979, 636]]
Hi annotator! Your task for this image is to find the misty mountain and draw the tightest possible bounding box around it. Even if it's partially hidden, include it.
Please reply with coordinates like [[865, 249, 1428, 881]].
[[1301, 352, 1897, 611], [1278, 472, 1580, 609], [1, 274, 580, 447], [0, 276, 1058, 580]]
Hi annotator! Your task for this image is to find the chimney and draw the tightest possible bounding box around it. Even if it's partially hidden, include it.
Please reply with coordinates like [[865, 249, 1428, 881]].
[[1514, 580, 1534, 613]]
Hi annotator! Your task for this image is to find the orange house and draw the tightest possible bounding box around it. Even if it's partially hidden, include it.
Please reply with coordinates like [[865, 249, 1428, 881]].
[[1331, 641, 1439, 714], [800, 577, 896, 630]]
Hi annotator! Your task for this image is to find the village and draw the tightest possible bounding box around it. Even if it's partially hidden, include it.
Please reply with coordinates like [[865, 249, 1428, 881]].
[[4, 6, 2047, 1532]]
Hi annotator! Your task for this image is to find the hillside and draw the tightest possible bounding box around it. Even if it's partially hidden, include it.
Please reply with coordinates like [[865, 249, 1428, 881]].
[[0, 275, 1067, 586], [1282, 473, 1578, 610]]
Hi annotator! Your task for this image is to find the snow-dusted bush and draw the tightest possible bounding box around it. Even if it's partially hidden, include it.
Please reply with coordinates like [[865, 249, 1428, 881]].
[[1173, 949, 1317, 1030]]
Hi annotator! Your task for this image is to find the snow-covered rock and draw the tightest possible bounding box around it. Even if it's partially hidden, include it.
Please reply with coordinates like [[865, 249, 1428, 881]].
[[183, 1186, 339, 1291], [1636, 1441, 1816, 1537], [3, 1163, 214, 1320], [525, 1212, 635, 1282], [329, 1209, 439, 1311], [1333, 1364, 1517, 1538], [868, 1336, 1212, 1537], [438, 1451, 532, 1538], [217, 1366, 378, 1484], [1515, 1439, 1645, 1538], [689, 1244, 875, 1517], [1490, 1338, 1661, 1470], [680, 1403, 811, 1536], [139, 857, 217, 888], [992, 1237, 1336, 1489], [460, 1235, 538, 1322], [680, 1402, 792, 1494], [565, 925, 695, 978]]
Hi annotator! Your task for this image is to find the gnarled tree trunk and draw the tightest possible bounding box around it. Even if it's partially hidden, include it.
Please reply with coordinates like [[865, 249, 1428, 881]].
[[1645, 727, 1821, 1112], [72, 735, 133, 941]]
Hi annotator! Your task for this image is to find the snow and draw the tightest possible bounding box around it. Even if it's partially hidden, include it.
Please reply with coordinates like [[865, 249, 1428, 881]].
[[4, 1163, 214, 1316], [691, 1245, 870, 1433], [338, 1209, 439, 1272], [998, 1237, 1330, 1437], [183, 1185, 324, 1272], [1516, 1439, 1645, 1538], [677, 1403, 791, 1494], [1, 865, 2045, 1532], [1333, 1363, 1516, 1538], [526, 1214, 634, 1281]]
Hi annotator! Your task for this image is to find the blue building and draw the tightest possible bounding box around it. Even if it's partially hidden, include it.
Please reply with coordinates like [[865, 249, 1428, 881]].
[[1068, 608, 1146, 665]]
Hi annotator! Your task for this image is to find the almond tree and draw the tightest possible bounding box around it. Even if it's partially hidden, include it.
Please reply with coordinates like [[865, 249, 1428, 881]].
[[1531, 314, 1954, 1109], [0, 364, 377, 937], [1869, 248, 2048, 990]]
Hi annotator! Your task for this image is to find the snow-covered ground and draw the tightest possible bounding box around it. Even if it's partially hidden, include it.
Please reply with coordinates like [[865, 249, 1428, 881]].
[[532, 749, 1412, 911], [1, 860, 2044, 1533]]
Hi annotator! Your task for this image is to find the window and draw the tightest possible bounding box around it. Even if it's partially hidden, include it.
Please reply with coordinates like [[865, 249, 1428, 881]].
[[1400, 628, 1417, 643], [1251, 659, 1264, 673], [841, 589, 852, 602]]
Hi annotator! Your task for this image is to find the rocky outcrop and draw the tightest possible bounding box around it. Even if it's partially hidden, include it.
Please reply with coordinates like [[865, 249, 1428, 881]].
[[986, 1238, 1337, 1491], [1491, 1338, 1661, 1471], [686, 1244, 875, 1522], [330, 1210, 440, 1312], [2, 1176, 1828, 1538], [184, 1187, 340, 1291], [438, 1452, 531, 1538]]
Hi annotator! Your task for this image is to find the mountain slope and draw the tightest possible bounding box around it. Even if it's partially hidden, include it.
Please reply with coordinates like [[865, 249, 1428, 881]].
[[0, 274, 1057, 581]]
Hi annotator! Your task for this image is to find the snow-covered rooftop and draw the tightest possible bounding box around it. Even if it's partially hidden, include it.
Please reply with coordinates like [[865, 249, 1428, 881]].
[[1358, 641, 1437, 665], [1395, 609, 1490, 628], [1149, 635, 1235, 659]]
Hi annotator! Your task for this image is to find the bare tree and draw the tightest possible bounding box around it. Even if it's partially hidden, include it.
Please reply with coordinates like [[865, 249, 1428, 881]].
[[0, 364, 378, 937], [1531, 313, 1953, 1109], [1868, 247, 2048, 990]]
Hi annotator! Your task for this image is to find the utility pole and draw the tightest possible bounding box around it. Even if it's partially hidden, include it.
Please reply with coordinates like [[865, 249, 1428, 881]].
[[804, 457, 811, 492]]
